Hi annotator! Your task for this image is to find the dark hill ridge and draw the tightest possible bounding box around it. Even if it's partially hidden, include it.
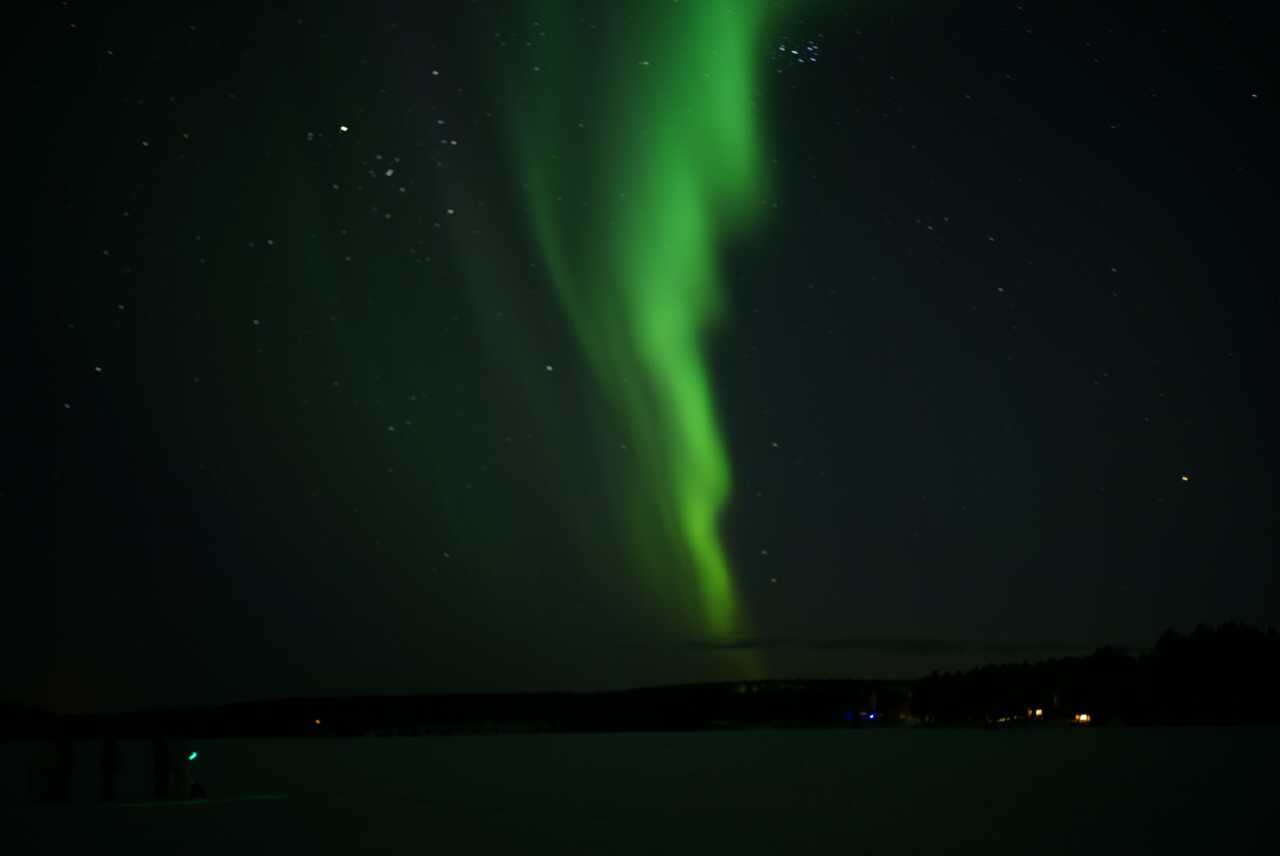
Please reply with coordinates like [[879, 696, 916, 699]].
[[9, 624, 1276, 739]]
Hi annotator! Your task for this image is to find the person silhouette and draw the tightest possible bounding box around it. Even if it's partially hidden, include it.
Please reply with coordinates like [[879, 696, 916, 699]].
[[170, 752, 192, 801], [99, 737, 122, 801], [54, 737, 76, 804], [151, 734, 172, 799]]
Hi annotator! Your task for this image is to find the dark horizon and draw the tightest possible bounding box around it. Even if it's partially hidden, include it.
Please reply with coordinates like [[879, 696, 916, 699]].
[[22, 634, 1113, 716], [9, 621, 1274, 720], [11, 623, 1280, 744]]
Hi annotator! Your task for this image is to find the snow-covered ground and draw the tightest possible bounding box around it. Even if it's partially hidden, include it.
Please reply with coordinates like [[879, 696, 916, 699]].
[[4, 728, 1276, 854]]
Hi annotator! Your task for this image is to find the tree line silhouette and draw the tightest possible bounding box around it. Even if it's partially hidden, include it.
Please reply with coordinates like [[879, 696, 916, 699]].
[[917, 622, 1280, 725], [4, 623, 1277, 742]]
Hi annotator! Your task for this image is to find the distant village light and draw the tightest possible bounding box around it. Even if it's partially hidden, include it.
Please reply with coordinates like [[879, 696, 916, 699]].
[[314, 718, 321, 725], [1034, 708, 1043, 717]]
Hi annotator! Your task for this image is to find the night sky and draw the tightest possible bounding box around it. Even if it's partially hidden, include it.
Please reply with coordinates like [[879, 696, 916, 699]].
[[26, 1, 1278, 713]]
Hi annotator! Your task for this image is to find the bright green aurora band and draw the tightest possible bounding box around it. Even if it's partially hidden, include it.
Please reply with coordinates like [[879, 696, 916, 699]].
[[510, 2, 782, 639]]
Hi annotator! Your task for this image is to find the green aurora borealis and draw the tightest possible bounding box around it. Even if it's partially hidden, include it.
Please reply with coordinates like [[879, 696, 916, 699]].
[[509, 1, 778, 637], [36, 0, 1280, 712]]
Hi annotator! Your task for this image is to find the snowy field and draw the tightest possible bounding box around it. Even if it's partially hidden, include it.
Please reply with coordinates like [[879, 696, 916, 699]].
[[4, 728, 1276, 854]]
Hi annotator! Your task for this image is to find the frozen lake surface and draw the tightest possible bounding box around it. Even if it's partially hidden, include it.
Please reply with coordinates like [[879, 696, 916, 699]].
[[6, 728, 1276, 854]]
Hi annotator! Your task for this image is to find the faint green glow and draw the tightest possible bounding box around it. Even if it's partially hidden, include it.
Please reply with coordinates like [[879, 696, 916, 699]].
[[511, 2, 778, 635], [187, 751, 198, 761]]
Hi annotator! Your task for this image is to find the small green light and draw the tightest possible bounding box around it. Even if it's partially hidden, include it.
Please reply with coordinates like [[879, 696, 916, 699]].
[[188, 751, 198, 761]]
